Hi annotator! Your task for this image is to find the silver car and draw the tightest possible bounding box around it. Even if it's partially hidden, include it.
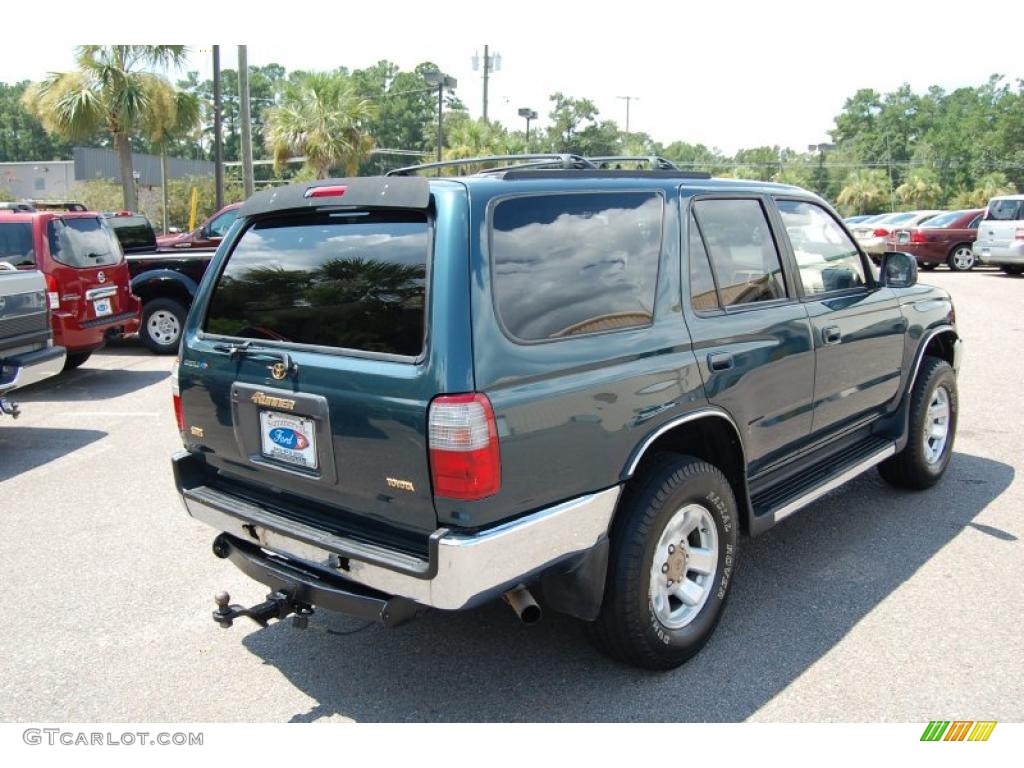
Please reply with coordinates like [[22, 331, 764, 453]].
[[973, 195, 1024, 275], [851, 211, 945, 257]]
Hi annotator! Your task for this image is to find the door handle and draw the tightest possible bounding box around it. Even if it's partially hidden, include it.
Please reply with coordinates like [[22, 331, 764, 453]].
[[708, 352, 734, 372], [822, 326, 842, 345]]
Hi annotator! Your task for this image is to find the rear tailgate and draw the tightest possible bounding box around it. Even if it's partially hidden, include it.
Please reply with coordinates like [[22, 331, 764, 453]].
[[46, 215, 136, 324], [177, 179, 471, 549]]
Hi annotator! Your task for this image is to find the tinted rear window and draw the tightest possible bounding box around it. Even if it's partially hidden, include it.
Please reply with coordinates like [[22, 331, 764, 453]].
[[985, 199, 1022, 221], [0, 222, 37, 269], [491, 192, 663, 341], [919, 210, 965, 228], [47, 217, 122, 268], [106, 215, 156, 252], [204, 211, 430, 357]]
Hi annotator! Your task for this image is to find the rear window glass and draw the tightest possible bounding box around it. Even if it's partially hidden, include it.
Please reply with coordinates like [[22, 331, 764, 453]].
[[204, 211, 430, 357], [919, 210, 965, 228], [491, 192, 663, 341], [985, 199, 1022, 221], [106, 215, 156, 252], [47, 217, 122, 268], [0, 222, 37, 269]]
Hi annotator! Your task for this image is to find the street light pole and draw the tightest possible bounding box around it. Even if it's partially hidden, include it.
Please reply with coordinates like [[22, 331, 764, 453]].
[[238, 45, 254, 198], [424, 71, 458, 167], [213, 45, 224, 210], [518, 107, 537, 152]]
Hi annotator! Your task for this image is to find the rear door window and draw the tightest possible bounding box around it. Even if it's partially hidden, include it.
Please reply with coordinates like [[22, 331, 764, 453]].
[[204, 211, 430, 357], [208, 208, 238, 238], [0, 223, 37, 269], [47, 217, 122, 268], [490, 192, 663, 341], [691, 198, 787, 307], [106, 215, 156, 252]]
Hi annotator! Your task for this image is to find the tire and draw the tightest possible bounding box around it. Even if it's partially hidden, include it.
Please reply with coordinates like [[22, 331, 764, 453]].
[[1001, 264, 1024, 276], [947, 244, 976, 272], [878, 356, 957, 490], [63, 351, 92, 370], [140, 298, 187, 354], [588, 454, 739, 670]]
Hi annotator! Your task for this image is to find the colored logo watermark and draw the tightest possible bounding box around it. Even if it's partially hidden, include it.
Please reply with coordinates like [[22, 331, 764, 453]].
[[921, 721, 997, 741]]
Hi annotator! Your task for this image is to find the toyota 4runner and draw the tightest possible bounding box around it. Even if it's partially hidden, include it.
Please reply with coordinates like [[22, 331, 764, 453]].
[[172, 155, 961, 669]]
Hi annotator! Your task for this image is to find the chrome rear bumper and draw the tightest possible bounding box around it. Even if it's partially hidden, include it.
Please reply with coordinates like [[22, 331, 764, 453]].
[[174, 452, 620, 611], [0, 345, 66, 395]]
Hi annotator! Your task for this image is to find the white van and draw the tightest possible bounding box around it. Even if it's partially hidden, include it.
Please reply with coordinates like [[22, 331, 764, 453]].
[[974, 194, 1024, 275]]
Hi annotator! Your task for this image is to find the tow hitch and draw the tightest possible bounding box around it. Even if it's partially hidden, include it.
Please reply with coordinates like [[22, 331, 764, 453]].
[[213, 590, 314, 630], [0, 397, 19, 418]]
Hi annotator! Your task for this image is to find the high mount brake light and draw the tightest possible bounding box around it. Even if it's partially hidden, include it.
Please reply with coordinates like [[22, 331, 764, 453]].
[[304, 186, 348, 199]]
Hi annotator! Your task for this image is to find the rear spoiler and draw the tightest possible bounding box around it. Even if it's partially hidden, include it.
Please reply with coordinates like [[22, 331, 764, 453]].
[[239, 177, 431, 218]]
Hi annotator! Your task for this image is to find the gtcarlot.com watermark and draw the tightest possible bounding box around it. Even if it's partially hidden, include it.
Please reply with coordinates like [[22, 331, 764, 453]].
[[23, 728, 203, 747]]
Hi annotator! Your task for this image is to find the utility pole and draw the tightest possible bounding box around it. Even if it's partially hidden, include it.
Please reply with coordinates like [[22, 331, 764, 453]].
[[518, 107, 537, 151], [213, 45, 224, 211], [238, 45, 254, 198], [472, 47, 500, 122], [617, 95, 638, 134], [424, 71, 458, 168]]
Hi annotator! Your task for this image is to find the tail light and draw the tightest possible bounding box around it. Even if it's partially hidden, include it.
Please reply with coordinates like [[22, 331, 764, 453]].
[[873, 228, 890, 237], [1015, 227, 1024, 240], [44, 274, 60, 310], [910, 231, 928, 243], [171, 357, 184, 432], [428, 393, 500, 500]]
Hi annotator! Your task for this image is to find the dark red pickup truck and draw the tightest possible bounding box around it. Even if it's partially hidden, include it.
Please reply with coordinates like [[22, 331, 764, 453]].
[[0, 208, 141, 368]]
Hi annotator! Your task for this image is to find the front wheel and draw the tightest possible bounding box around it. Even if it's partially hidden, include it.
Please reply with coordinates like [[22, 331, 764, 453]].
[[947, 245, 976, 272], [140, 298, 187, 354], [588, 454, 739, 670], [879, 356, 957, 489]]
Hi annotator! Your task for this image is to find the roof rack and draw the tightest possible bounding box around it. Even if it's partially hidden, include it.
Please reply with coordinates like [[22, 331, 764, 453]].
[[589, 156, 681, 170], [386, 154, 598, 176]]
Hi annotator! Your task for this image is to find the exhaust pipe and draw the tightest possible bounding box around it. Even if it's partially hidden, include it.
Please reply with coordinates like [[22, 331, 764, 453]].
[[503, 584, 542, 624]]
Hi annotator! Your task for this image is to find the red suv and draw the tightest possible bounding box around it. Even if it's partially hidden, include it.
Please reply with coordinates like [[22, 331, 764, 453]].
[[0, 209, 141, 369]]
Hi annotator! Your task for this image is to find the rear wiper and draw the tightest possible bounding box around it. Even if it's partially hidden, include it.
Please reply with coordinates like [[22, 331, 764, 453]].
[[217, 340, 252, 360], [215, 340, 298, 377]]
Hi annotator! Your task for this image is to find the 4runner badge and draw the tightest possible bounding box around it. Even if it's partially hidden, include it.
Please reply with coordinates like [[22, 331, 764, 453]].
[[269, 362, 288, 380], [250, 392, 296, 410]]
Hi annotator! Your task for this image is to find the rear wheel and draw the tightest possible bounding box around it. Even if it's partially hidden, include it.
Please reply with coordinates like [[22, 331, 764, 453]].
[[140, 298, 187, 354], [878, 356, 957, 489], [1001, 264, 1024, 276], [947, 244, 975, 272], [63, 351, 92, 370], [588, 454, 738, 670]]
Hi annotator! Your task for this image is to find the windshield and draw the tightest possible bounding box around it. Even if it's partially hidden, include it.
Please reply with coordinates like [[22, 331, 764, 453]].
[[47, 217, 122, 268]]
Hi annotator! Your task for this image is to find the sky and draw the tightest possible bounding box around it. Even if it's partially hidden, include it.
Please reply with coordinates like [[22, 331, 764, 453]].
[[3, 0, 1023, 155]]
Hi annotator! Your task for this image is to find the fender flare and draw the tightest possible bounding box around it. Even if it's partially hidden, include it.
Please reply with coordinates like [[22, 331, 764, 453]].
[[130, 269, 199, 301]]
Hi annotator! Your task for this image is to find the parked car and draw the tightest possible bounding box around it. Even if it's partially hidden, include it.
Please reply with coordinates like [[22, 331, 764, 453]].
[[103, 211, 216, 354], [156, 203, 241, 250], [851, 210, 945, 259], [843, 214, 874, 226], [172, 158, 961, 670], [973, 195, 1024, 275], [0, 263, 65, 416], [0, 208, 141, 369], [887, 209, 984, 272]]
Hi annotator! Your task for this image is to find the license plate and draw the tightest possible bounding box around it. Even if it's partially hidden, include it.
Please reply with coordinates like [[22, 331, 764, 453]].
[[93, 298, 112, 317], [259, 410, 318, 469]]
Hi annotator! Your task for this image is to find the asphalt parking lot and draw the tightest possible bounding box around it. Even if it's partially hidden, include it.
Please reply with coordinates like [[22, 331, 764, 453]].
[[1, 267, 1021, 723]]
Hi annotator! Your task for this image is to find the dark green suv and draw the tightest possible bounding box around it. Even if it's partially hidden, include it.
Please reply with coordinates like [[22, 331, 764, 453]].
[[172, 155, 961, 669]]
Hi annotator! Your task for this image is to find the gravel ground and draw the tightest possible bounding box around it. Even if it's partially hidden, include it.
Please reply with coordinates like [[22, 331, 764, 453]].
[[1, 266, 1020, 722]]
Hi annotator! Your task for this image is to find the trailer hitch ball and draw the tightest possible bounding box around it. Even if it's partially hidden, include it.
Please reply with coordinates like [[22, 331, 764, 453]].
[[213, 591, 235, 629]]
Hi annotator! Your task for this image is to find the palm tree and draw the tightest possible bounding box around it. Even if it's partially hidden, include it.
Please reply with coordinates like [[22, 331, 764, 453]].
[[22, 46, 192, 211], [443, 116, 510, 173], [264, 73, 377, 179], [837, 169, 890, 214], [896, 168, 942, 208]]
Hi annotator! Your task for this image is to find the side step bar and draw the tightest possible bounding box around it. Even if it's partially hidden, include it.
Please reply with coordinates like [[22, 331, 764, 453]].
[[750, 437, 896, 534]]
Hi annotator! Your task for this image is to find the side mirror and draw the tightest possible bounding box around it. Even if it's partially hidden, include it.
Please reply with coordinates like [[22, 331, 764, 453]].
[[880, 251, 918, 288], [197, 225, 209, 240]]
